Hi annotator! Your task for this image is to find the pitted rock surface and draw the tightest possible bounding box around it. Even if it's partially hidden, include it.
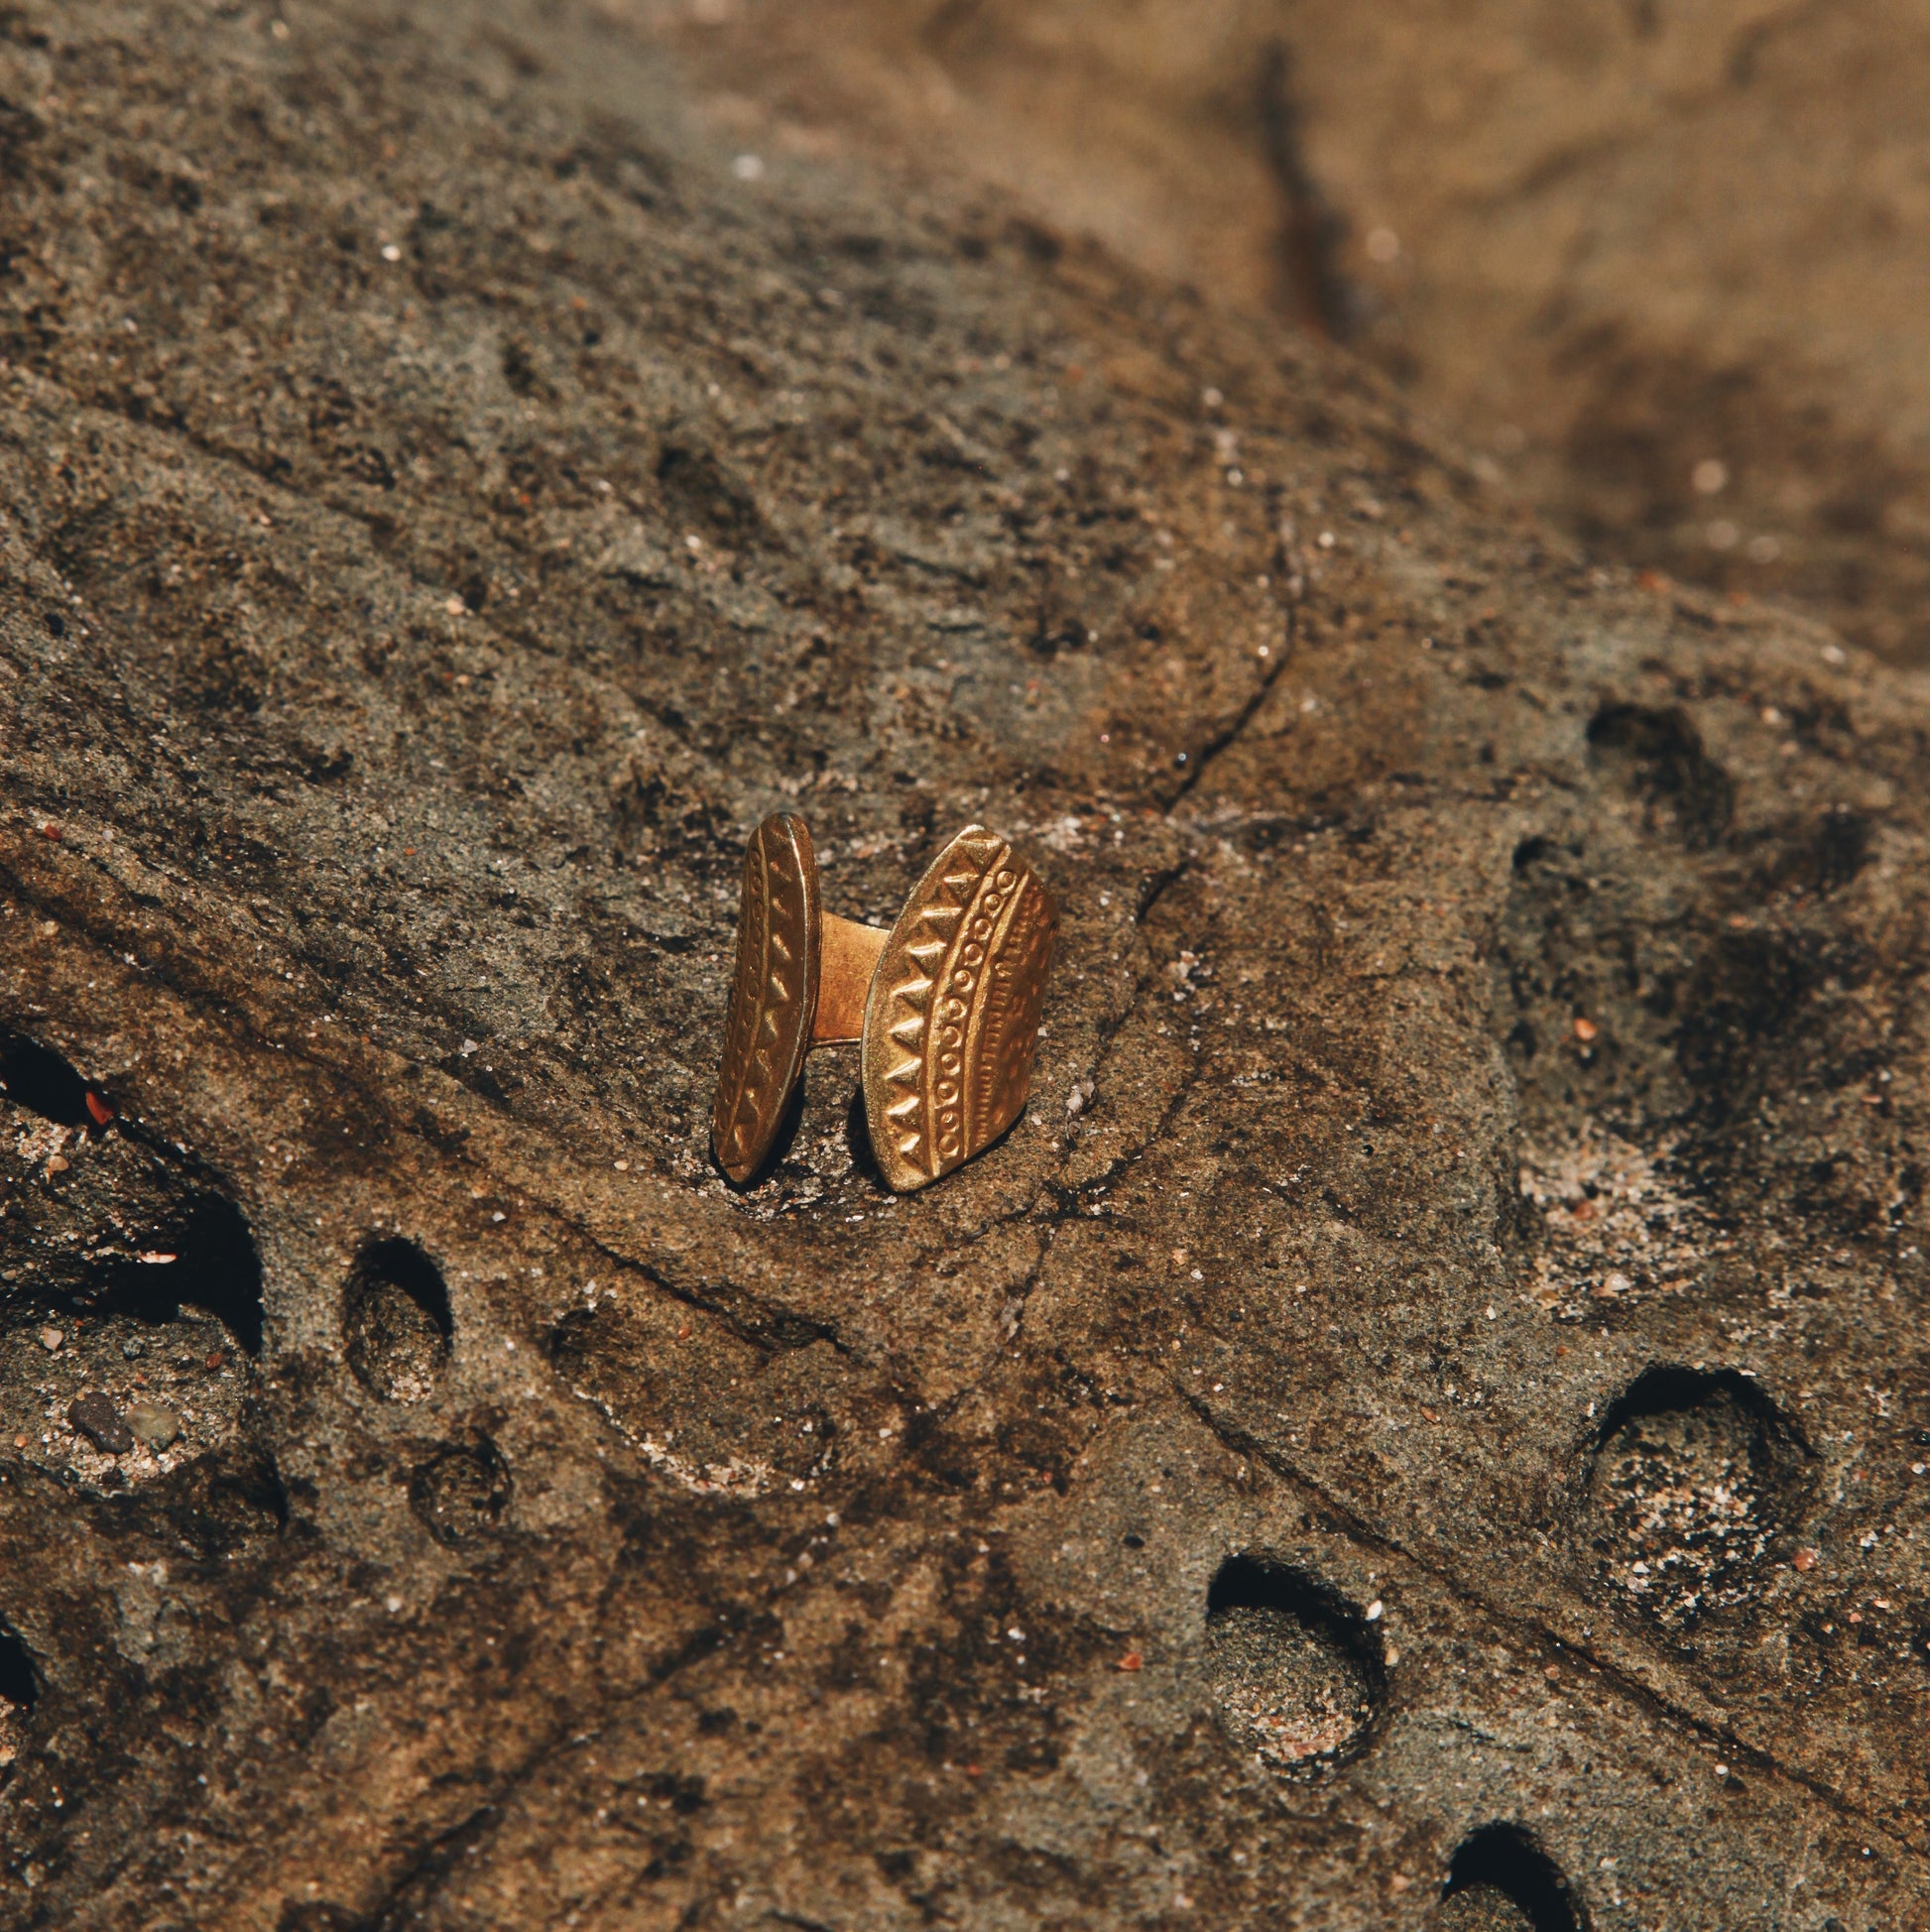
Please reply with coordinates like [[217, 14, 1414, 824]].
[[0, 4, 1927, 1928]]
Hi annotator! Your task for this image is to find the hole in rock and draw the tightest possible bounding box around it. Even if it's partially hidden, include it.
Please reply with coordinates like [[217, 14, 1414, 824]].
[[1203, 1554, 1385, 1772], [0, 1029, 94, 1128], [409, 1436, 512, 1545], [88, 1193, 266, 1357], [1439, 1823, 1585, 1931], [1586, 703, 1734, 849], [344, 1237, 452, 1401], [1750, 803, 1871, 899], [1587, 1365, 1812, 1631], [161, 1441, 290, 1556], [0, 1622, 39, 1785], [0, 1627, 36, 1710]]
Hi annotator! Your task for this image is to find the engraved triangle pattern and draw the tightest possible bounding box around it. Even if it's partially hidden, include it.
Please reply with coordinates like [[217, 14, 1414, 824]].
[[711, 813, 818, 1183], [863, 825, 1057, 1193]]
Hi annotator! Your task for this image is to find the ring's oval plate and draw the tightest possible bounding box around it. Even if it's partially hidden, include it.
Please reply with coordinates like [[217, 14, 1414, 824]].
[[861, 824, 1057, 1194], [712, 812, 820, 1183]]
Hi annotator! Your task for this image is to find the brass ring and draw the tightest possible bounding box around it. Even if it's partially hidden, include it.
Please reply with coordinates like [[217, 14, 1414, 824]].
[[711, 814, 1058, 1192]]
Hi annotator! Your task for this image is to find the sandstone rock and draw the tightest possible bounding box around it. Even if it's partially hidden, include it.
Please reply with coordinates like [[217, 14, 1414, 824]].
[[660, 0, 1930, 667], [0, 3, 1924, 1927]]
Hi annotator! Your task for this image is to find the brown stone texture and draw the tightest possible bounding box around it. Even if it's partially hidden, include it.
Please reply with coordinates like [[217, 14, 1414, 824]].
[[654, 0, 1930, 667], [0, 3, 1927, 1929]]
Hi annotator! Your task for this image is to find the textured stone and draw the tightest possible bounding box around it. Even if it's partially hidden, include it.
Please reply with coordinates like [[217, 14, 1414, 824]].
[[658, 0, 1930, 668], [66, 1392, 132, 1456], [0, 3, 1925, 1928]]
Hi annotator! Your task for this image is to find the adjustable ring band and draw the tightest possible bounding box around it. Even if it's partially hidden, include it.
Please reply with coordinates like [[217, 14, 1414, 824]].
[[815, 909, 889, 1047], [711, 813, 1057, 1192]]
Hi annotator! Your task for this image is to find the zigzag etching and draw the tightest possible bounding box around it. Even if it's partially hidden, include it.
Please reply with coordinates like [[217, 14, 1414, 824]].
[[862, 826, 1057, 1193], [711, 813, 819, 1182]]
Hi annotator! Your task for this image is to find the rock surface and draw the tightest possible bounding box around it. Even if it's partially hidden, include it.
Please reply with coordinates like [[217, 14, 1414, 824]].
[[657, 0, 1930, 667], [0, 2, 1926, 1927]]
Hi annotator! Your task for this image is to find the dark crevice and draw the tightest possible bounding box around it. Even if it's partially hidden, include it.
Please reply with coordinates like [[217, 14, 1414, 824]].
[[344, 1236, 453, 1401], [1134, 861, 1188, 926], [0, 1028, 97, 1127], [142, 1440, 290, 1559], [1589, 1362, 1807, 1457], [1443, 1823, 1586, 1932], [0, 1619, 35, 1791], [1161, 611, 1297, 813], [1748, 802, 1871, 899], [1, 1024, 267, 1354], [353, 1238, 452, 1340], [575, 1228, 855, 1362], [1586, 703, 1734, 849], [84, 1192, 267, 1357], [841, 1082, 884, 1189], [359, 1800, 502, 1932], [0, 1622, 39, 1711], [716, 1068, 809, 1191], [202, 1442, 291, 1535]]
